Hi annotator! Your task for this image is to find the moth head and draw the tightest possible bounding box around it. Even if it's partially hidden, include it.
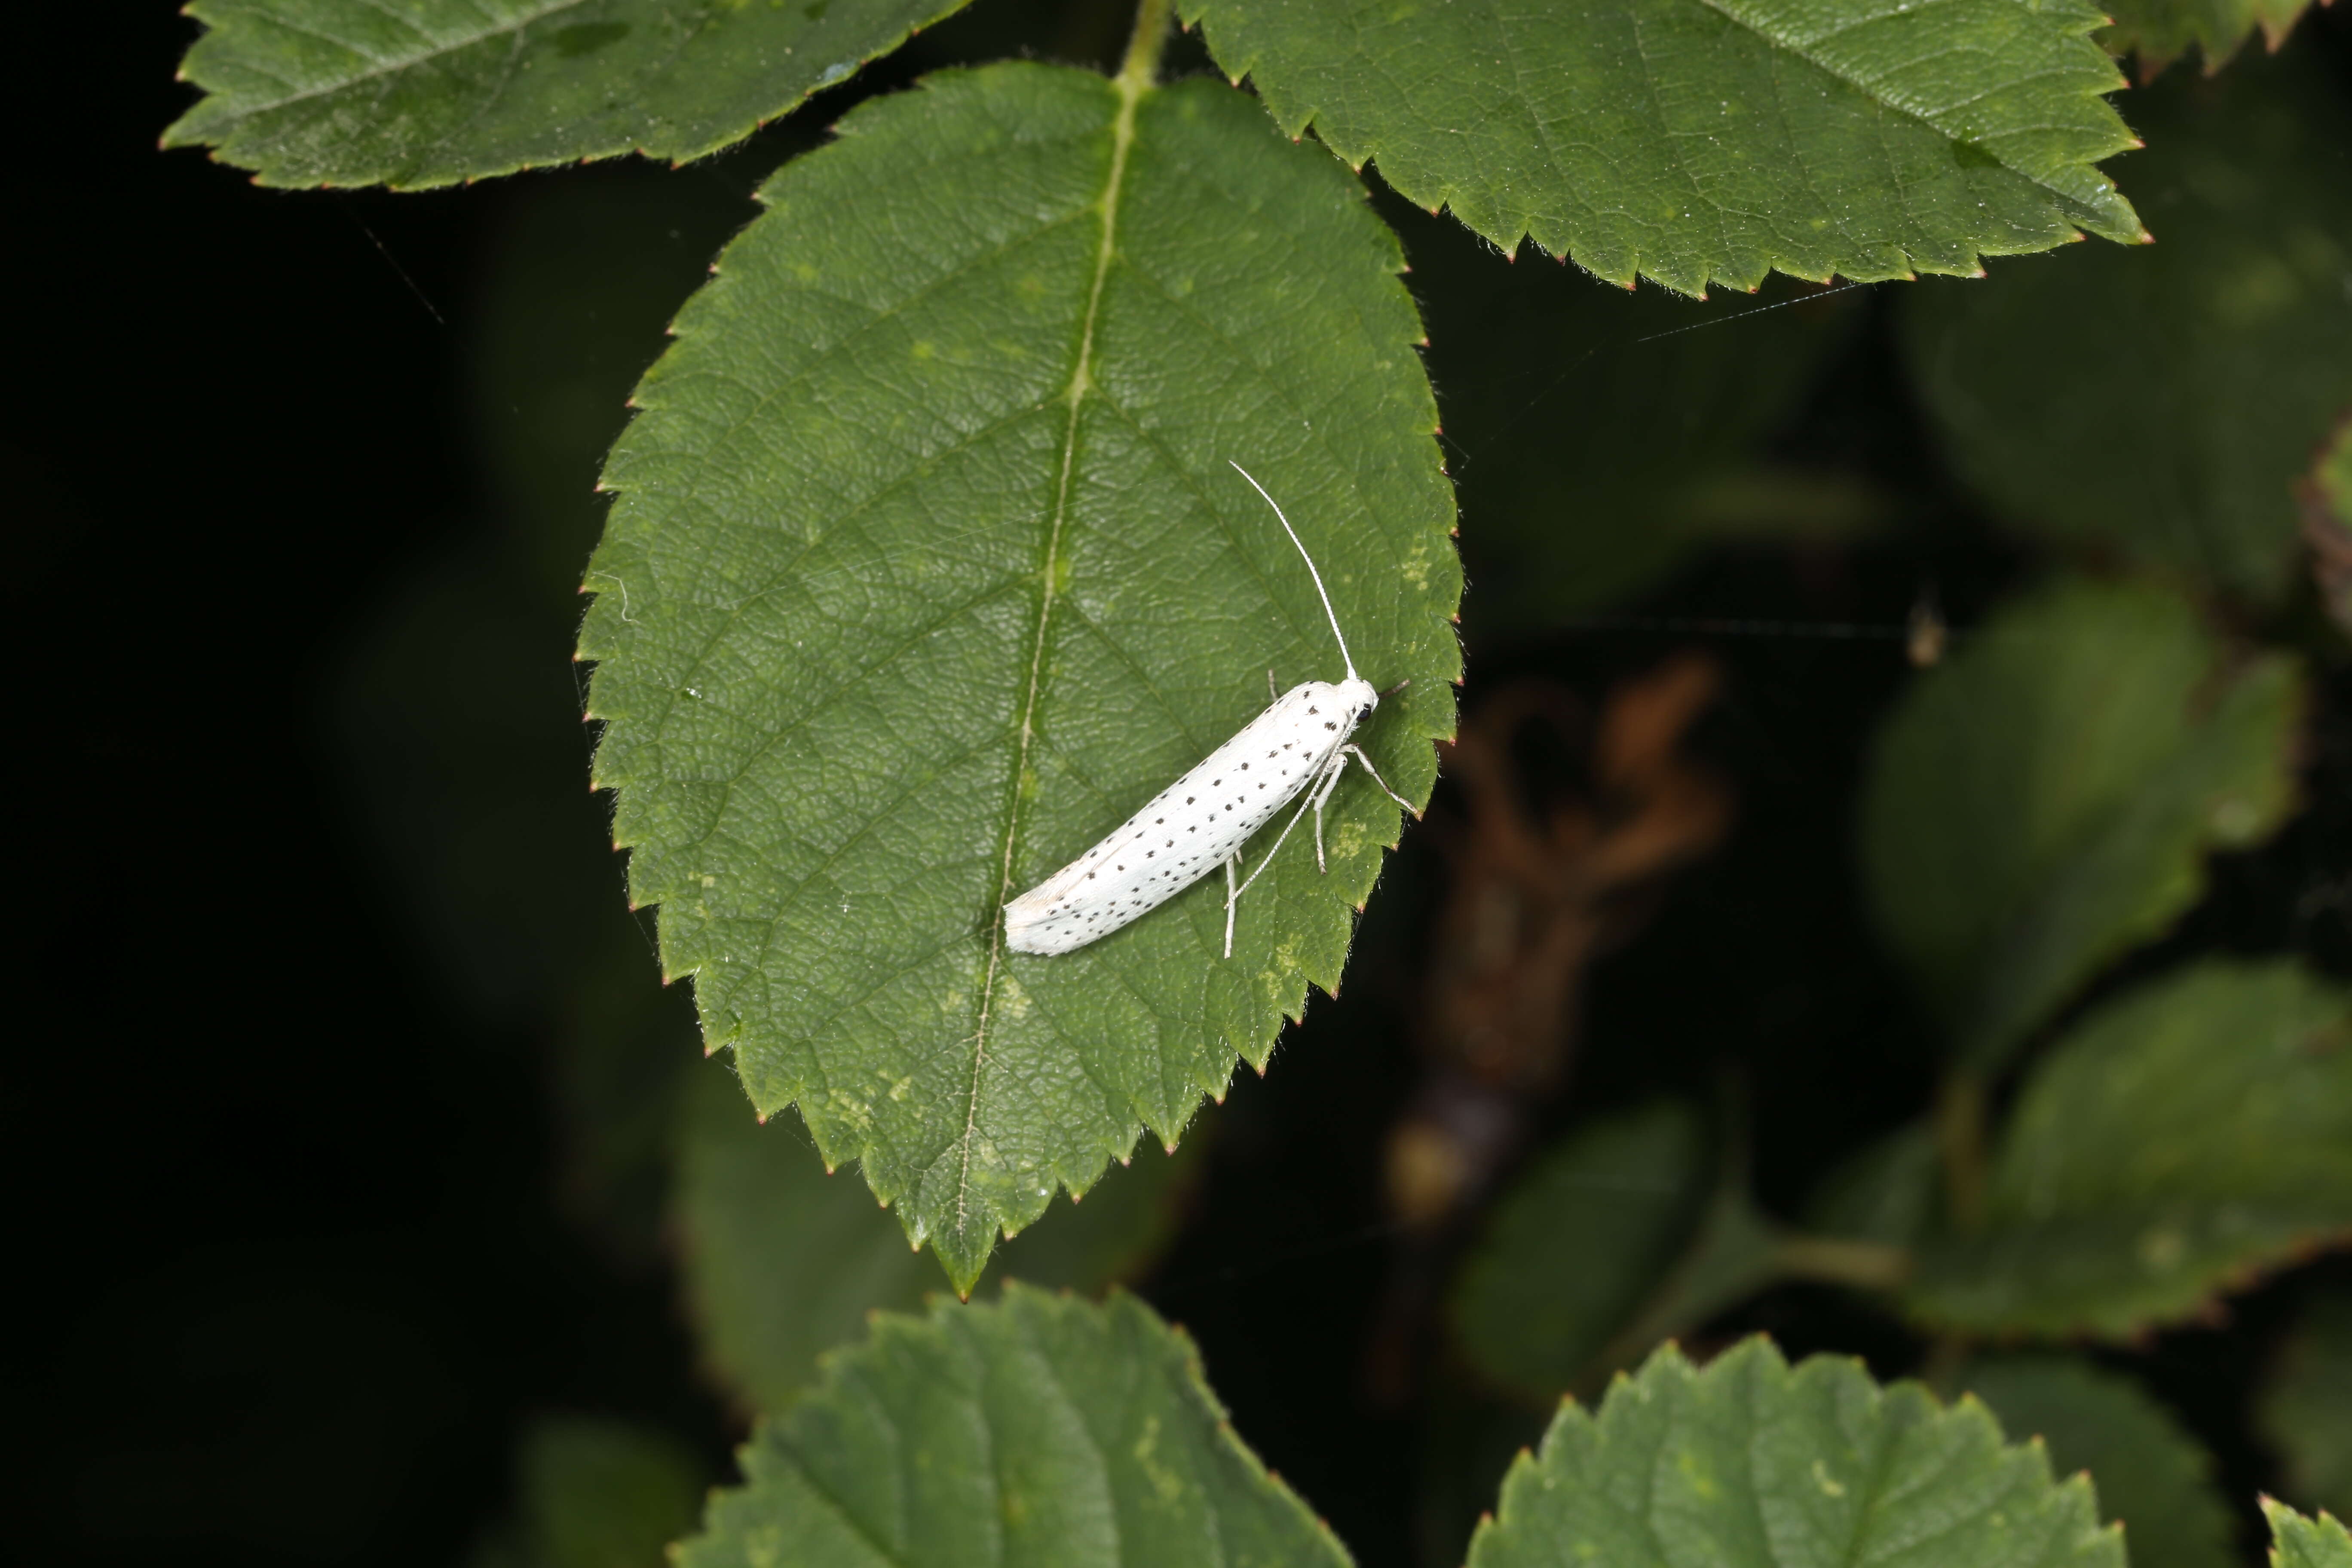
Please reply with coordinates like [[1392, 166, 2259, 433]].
[[1335, 676, 1380, 726]]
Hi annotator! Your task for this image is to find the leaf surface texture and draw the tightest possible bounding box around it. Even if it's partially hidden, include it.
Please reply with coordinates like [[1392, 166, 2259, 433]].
[[677, 1286, 1351, 1568], [2266, 1501, 2352, 1568], [1467, 1336, 2123, 1568], [1181, 0, 2144, 294], [166, 0, 968, 187], [579, 62, 1461, 1288]]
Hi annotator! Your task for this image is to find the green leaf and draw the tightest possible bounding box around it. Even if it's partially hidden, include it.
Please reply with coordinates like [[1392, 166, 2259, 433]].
[[1901, 49, 2352, 602], [1466, 1337, 2122, 1568], [1859, 576, 2302, 1069], [1908, 959, 2352, 1338], [1451, 1102, 1717, 1398], [2098, 0, 2318, 79], [2266, 1498, 2352, 1568], [2303, 416, 2352, 635], [1453, 1102, 1911, 1399], [1412, 245, 1871, 626], [164, 0, 963, 188], [470, 164, 768, 597], [1962, 1356, 2235, 1568], [677, 1286, 1351, 1568], [469, 1417, 707, 1568], [671, 1058, 1201, 1410], [2258, 1290, 2352, 1521], [1805, 1121, 1941, 1249], [579, 61, 1461, 1291], [1178, 0, 2143, 296]]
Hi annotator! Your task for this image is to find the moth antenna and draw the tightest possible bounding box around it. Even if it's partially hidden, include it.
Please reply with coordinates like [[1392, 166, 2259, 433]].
[[1229, 460, 1357, 682]]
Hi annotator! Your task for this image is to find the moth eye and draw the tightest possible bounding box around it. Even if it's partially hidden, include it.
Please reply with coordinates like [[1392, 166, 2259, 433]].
[[1358, 704, 1373, 721]]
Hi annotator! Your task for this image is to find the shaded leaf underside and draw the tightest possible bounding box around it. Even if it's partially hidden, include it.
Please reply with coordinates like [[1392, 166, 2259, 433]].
[[1183, 0, 2145, 295], [164, 0, 971, 187], [579, 62, 1460, 1289]]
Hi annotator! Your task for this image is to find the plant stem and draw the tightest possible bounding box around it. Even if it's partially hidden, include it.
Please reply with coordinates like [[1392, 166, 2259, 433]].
[[1772, 1234, 1912, 1291], [1936, 1068, 1988, 1233], [1119, 0, 1178, 89]]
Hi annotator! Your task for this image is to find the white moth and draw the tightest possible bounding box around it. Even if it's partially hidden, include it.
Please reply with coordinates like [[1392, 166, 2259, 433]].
[[1005, 461, 1415, 959]]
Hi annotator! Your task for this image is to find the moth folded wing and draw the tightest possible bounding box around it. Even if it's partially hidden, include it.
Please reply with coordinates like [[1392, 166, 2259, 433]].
[[1003, 849, 1114, 956]]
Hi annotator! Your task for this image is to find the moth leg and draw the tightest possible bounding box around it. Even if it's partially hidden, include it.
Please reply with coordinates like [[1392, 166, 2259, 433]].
[[1234, 778, 1323, 904], [1223, 852, 1241, 959], [1308, 750, 1350, 873], [1340, 744, 1418, 818], [1267, 668, 1279, 703]]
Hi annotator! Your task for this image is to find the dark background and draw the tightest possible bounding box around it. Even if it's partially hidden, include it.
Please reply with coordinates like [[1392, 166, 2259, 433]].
[[12, 6, 2349, 1566]]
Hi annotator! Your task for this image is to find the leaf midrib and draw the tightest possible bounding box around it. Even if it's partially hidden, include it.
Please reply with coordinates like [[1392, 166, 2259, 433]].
[[959, 69, 1150, 1238]]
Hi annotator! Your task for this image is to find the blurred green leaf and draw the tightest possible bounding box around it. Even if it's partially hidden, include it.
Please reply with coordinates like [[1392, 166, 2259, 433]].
[[2315, 419, 2352, 526], [1408, 243, 1869, 626], [1909, 959, 2352, 1338], [164, 0, 966, 188], [1452, 1102, 1909, 1400], [579, 63, 1460, 1290], [1806, 1121, 1941, 1250], [2303, 416, 2352, 634], [671, 1058, 1203, 1410], [1415, 1386, 1551, 1568], [471, 165, 770, 598], [2260, 1290, 2352, 1521], [336, 548, 706, 1254], [1902, 50, 2352, 602], [2098, 0, 2318, 78], [1182, 0, 2142, 296], [471, 1417, 707, 1568], [1451, 1102, 1717, 1399], [678, 1286, 1350, 1568], [1467, 1337, 2122, 1568], [2266, 1498, 2352, 1568], [1962, 1356, 2234, 1568], [1860, 577, 2302, 1070]]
